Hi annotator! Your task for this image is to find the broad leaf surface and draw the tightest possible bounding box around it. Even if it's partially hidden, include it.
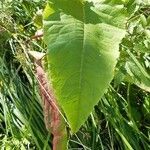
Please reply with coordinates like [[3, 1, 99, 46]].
[[43, 0, 128, 132]]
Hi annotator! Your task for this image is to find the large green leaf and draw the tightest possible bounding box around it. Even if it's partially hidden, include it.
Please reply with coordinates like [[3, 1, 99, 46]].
[[43, 0, 127, 132]]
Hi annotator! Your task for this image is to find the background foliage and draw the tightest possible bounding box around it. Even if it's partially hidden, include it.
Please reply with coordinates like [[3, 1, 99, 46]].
[[0, 0, 150, 150]]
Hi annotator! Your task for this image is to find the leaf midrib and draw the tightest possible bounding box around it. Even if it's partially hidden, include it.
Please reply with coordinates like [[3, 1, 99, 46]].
[[75, 4, 86, 130]]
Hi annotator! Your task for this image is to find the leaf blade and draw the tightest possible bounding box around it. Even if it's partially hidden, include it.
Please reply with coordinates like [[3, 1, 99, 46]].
[[43, 1, 127, 132]]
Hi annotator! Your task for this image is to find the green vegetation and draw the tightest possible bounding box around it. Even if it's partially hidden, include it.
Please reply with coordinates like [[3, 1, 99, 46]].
[[0, 0, 150, 149]]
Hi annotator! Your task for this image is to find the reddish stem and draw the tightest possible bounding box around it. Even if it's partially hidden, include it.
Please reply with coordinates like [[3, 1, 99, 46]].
[[34, 59, 67, 150]]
